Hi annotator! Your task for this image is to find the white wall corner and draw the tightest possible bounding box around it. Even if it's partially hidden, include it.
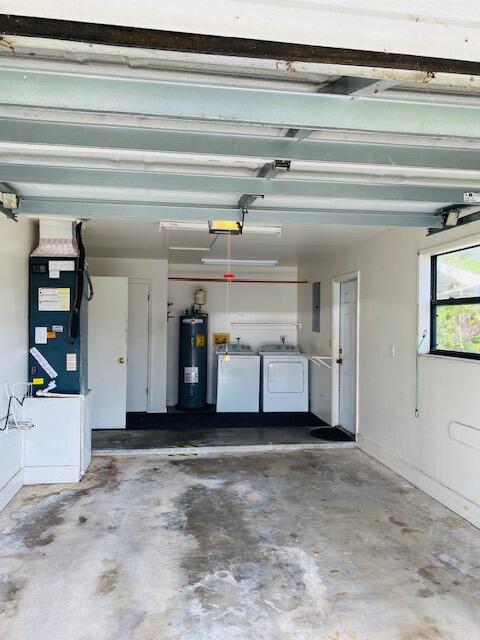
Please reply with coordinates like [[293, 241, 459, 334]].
[[358, 434, 480, 531], [309, 406, 331, 425], [0, 468, 24, 512]]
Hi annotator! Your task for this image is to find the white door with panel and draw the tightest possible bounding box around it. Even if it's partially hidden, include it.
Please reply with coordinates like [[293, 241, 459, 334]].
[[88, 276, 128, 429], [339, 279, 357, 433], [127, 282, 150, 412]]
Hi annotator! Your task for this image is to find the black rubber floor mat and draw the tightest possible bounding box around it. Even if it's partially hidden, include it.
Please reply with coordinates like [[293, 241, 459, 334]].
[[310, 427, 355, 442], [127, 411, 328, 430]]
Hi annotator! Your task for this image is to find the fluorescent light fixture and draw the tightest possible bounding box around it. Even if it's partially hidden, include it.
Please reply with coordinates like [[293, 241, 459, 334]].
[[159, 221, 281, 236], [169, 246, 210, 251], [201, 258, 278, 267], [237, 225, 281, 236], [160, 221, 206, 232]]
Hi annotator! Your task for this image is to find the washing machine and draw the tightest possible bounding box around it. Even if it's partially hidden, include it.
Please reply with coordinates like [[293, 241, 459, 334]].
[[260, 344, 309, 412], [215, 342, 260, 412]]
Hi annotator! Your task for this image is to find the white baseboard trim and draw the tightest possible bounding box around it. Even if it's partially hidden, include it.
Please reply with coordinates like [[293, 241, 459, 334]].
[[0, 468, 23, 511], [358, 434, 480, 530], [24, 466, 81, 485]]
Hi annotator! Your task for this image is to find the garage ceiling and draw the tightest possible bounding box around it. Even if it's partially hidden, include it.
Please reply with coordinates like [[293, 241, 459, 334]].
[[83, 218, 386, 265], [1, 28, 480, 258]]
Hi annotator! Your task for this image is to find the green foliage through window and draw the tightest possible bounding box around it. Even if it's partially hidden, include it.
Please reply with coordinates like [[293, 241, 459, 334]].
[[435, 305, 480, 354], [431, 245, 480, 359]]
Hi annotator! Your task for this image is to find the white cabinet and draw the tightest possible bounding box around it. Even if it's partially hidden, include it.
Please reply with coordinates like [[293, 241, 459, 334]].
[[23, 393, 92, 484]]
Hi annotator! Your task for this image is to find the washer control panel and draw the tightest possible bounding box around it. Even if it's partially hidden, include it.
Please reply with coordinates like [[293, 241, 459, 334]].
[[215, 342, 255, 355], [259, 344, 301, 355]]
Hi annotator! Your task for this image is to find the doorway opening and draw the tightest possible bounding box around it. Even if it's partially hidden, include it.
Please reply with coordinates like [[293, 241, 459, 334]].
[[331, 272, 360, 437]]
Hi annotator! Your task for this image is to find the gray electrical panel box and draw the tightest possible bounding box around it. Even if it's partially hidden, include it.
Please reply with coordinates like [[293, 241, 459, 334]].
[[312, 282, 321, 333]]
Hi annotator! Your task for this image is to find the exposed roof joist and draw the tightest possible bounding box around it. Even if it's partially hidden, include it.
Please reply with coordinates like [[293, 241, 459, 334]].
[[0, 68, 479, 138]]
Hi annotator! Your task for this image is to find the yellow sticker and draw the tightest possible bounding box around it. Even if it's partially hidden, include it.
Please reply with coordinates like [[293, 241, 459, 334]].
[[213, 332, 230, 346], [47, 331, 57, 339], [32, 377, 44, 385], [196, 334, 206, 348]]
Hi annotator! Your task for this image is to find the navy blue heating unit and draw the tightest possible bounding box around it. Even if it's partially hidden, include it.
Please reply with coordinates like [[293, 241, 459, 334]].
[[178, 313, 208, 409], [28, 256, 89, 395]]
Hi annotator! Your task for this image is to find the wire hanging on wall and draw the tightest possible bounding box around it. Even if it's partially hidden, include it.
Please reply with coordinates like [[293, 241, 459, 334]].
[[415, 330, 427, 417]]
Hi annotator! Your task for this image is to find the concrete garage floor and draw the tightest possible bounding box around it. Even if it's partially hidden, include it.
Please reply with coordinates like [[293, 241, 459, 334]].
[[1, 450, 480, 640]]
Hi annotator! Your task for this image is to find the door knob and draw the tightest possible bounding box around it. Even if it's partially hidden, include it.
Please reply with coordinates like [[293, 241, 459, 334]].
[[118, 357, 126, 364]]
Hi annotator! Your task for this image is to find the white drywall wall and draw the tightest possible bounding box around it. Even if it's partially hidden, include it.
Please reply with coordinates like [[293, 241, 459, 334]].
[[3, 1, 479, 62], [298, 221, 480, 528], [87, 257, 168, 413], [167, 265, 299, 406], [0, 216, 35, 510]]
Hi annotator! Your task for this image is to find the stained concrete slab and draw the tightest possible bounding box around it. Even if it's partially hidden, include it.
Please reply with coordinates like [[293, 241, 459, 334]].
[[0, 449, 479, 639]]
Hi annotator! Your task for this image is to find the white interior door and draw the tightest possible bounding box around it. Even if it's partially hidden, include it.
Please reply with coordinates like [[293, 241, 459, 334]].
[[127, 282, 150, 412], [339, 279, 357, 433], [88, 276, 128, 429]]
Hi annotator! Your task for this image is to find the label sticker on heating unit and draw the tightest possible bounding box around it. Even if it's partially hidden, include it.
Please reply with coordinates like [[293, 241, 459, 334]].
[[38, 288, 70, 312], [35, 326, 47, 344], [48, 260, 75, 272], [66, 353, 77, 372], [30, 347, 58, 379], [184, 367, 199, 383]]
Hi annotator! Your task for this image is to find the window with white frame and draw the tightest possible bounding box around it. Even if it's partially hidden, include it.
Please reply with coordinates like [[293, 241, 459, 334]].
[[430, 244, 480, 359]]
